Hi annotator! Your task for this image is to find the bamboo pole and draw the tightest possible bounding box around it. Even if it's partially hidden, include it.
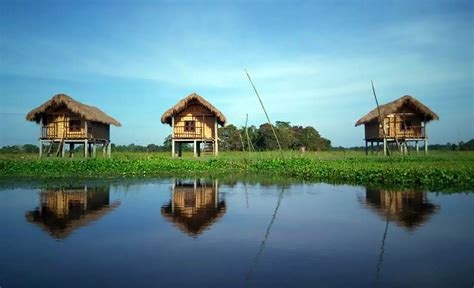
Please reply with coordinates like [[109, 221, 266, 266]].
[[245, 69, 282, 152], [371, 81, 389, 156], [245, 113, 253, 154]]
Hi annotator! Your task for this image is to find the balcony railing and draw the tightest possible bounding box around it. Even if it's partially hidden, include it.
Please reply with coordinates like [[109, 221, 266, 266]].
[[40, 121, 86, 139], [386, 126, 426, 139], [173, 125, 214, 139]]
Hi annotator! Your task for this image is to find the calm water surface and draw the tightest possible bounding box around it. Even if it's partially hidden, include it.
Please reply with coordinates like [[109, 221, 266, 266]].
[[0, 178, 473, 288]]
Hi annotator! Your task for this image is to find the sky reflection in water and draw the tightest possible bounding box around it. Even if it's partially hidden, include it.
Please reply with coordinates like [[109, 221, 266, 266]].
[[0, 178, 472, 288]]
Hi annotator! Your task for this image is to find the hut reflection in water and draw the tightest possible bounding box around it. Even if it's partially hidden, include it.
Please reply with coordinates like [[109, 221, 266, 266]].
[[361, 188, 438, 230], [161, 179, 226, 237], [26, 186, 120, 239]]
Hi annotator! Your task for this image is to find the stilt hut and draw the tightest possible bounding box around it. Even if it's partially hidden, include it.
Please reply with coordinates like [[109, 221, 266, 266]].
[[355, 95, 439, 155], [161, 179, 226, 237], [26, 94, 121, 158], [26, 186, 120, 239], [161, 93, 226, 157]]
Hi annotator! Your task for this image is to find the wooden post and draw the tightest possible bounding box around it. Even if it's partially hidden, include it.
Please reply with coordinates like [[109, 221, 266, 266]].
[[69, 143, 74, 158], [172, 139, 175, 157], [424, 139, 428, 155], [382, 118, 387, 156], [103, 143, 106, 157], [370, 141, 374, 154], [178, 142, 182, 157], [171, 116, 175, 138], [416, 141, 419, 154], [365, 140, 368, 155], [107, 142, 111, 158], [39, 118, 43, 158], [214, 118, 218, 156], [84, 121, 88, 159], [193, 140, 197, 157], [39, 140, 43, 158], [93, 143, 97, 158], [61, 141, 66, 158], [197, 141, 201, 157]]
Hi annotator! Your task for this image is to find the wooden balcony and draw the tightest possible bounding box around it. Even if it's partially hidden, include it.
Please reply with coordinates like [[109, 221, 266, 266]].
[[173, 124, 215, 140], [387, 126, 426, 139], [41, 123, 86, 140]]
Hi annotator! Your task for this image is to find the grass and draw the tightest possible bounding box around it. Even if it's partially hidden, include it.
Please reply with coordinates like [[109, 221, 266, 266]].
[[0, 151, 473, 191]]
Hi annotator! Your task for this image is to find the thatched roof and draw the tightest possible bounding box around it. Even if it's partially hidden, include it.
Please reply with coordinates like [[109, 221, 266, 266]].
[[26, 94, 121, 126], [161, 93, 226, 126], [355, 95, 439, 126]]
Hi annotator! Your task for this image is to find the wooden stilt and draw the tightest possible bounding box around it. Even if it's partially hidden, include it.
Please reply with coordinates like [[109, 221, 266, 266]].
[[84, 121, 88, 159], [93, 143, 97, 158], [61, 141, 66, 158], [69, 143, 74, 158], [365, 141, 368, 155], [193, 140, 197, 157], [424, 139, 428, 155], [103, 143, 106, 157], [214, 120, 219, 156], [416, 141, 419, 154], [39, 118, 43, 158], [107, 142, 111, 158], [39, 139, 43, 158], [84, 139, 88, 159], [383, 138, 387, 156], [178, 142, 182, 157], [172, 139, 175, 157]]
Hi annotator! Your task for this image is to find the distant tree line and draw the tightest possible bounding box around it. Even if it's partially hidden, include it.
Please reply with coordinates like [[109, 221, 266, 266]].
[[332, 139, 474, 151], [2, 139, 474, 153], [0, 144, 39, 153], [218, 121, 331, 151]]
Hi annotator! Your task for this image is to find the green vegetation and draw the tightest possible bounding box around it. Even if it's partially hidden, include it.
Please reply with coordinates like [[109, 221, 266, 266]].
[[0, 151, 472, 191]]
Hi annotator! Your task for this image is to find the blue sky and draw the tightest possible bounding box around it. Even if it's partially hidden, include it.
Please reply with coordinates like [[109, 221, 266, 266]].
[[0, 0, 472, 147]]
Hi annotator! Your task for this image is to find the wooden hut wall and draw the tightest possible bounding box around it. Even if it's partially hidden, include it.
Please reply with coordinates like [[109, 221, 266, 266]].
[[364, 108, 425, 140], [174, 104, 216, 139], [385, 114, 423, 138], [364, 123, 380, 140], [43, 113, 110, 140], [44, 113, 86, 139], [89, 121, 110, 140]]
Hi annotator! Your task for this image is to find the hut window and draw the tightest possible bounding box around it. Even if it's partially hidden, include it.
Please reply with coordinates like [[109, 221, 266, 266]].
[[401, 120, 412, 131], [69, 120, 81, 132], [184, 121, 196, 132]]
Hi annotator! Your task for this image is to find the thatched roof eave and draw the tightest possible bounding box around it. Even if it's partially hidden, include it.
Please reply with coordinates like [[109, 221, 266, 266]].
[[26, 94, 121, 127], [355, 95, 439, 126], [161, 93, 226, 126]]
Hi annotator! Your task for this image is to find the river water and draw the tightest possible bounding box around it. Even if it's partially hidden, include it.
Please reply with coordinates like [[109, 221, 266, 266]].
[[0, 178, 472, 287]]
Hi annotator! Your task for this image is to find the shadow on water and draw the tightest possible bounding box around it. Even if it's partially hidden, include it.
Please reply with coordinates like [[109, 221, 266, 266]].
[[25, 186, 121, 240], [160, 179, 226, 238], [358, 188, 439, 285]]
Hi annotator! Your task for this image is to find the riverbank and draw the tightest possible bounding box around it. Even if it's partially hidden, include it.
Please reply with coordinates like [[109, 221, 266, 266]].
[[1, 151, 473, 190]]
